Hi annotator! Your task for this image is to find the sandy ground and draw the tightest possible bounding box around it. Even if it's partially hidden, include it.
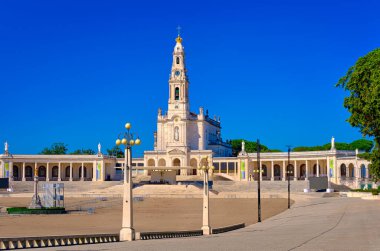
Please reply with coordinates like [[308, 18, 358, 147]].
[[0, 197, 291, 238]]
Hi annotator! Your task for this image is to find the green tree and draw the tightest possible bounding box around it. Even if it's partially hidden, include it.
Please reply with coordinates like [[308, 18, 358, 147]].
[[336, 48, 380, 182], [293, 139, 373, 152], [230, 139, 270, 156], [40, 143, 68, 155], [71, 149, 95, 155], [106, 146, 124, 158]]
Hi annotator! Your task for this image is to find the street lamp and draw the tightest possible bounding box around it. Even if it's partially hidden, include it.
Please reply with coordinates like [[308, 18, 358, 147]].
[[29, 166, 42, 209], [197, 156, 214, 235], [252, 139, 263, 223], [286, 146, 292, 209], [116, 122, 141, 241]]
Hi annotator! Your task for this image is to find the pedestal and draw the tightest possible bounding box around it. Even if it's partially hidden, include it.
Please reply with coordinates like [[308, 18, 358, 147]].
[[120, 227, 135, 241], [29, 177, 43, 209], [29, 194, 43, 209], [326, 188, 334, 193], [202, 226, 211, 235]]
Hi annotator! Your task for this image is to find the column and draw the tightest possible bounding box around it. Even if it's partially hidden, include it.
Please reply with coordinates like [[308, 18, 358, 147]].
[[93, 161, 97, 181], [34, 162, 38, 178], [22, 162, 26, 181], [293, 160, 297, 181], [226, 162, 229, 175], [305, 160, 309, 180], [234, 162, 237, 176], [271, 161, 274, 181], [46, 163, 50, 182], [259, 162, 263, 181], [81, 162, 84, 181], [58, 162, 61, 181], [69, 162, 73, 181], [317, 159, 320, 177], [282, 160, 286, 181], [9, 161, 14, 181], [337, 160, 341, 183]]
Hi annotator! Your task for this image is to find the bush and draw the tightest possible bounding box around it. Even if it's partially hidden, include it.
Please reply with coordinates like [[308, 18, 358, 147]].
[[7, 207, 66, 214], [372, 190, 379, 195]]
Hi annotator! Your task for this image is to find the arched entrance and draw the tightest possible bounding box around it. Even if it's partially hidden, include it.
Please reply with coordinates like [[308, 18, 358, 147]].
[[173, 158, 181, 175], [287, 164, 294, 178], [300, 164, 306, 178], [360, 164, 366, 178], [262, 165, 268, 178], [190, 158, 197, 175], [348, 163, 355, 178], [13, 166, 19, 180], [52, 166, 59, 179], [79, 166, 87, 180], [274, 165, 281, 180], [65, 166, 70, 179], [147, 159, 155, 176], [25, 166, 33, 178], [158, 159, 166, 167], [38, 166, 46, 179], [340, 164, 347, 177]]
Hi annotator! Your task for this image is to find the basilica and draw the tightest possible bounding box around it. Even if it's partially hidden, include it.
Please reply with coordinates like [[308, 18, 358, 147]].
[[0, 35, 372, 190]]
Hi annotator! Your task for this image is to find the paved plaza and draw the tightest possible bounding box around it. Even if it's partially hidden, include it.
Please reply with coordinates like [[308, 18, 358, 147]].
[[33, 195, 380, 251], [0, 197, 289, 237]]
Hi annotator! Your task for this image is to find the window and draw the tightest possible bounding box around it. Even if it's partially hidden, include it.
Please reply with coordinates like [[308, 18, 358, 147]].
[[175, 87, 180, 100], [176, 57, 180, 64]]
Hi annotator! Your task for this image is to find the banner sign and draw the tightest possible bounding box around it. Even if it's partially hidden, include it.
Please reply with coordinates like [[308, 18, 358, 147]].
[[4, 163, 9, 178], [240, 161, 245, 180], [96, 162, 101, 180], [329, 159, 334, 178]]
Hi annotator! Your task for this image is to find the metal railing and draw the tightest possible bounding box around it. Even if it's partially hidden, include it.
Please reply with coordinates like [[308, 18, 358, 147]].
[[212, 223, 245, 234], [0, 234, 119, 250], [139, 230, 202, 240]]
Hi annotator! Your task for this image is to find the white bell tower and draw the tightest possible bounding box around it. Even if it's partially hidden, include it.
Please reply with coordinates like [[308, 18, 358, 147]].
[[167, 31, 189, 119]]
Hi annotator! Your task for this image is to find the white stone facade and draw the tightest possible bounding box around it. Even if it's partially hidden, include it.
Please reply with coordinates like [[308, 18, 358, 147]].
[[0, 35, 374, 190]]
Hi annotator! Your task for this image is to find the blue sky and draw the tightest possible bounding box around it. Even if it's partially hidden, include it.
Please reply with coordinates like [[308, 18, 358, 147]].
[[0, 0, 379, 156]]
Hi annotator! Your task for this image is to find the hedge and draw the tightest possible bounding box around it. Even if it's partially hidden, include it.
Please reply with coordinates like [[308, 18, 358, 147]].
[[7, 207, 66, 214]]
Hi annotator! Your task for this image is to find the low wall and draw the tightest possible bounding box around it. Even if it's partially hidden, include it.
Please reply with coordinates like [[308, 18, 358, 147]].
[[212, 223, 245, 234], [0, 234, 118, 250], [138, 230, 202, 240]]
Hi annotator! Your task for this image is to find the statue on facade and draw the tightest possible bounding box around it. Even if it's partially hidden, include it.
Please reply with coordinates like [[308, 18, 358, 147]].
[[4, 141, 8, 155], [174, 127, 179, 141], [98, 143, 102, 155], [331, 137, 336, 150], [158, 108, 162, 116], [242, 140, 245, 152]]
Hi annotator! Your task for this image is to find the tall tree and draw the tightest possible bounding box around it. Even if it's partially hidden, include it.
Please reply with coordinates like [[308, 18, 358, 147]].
[[106, 146, 124, 158], [336, 48, 380, 182], [71, 149, 95, 155], [40, 143, 68, 155]]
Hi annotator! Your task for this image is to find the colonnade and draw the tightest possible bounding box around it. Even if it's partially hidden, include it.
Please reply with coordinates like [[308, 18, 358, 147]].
[[6, 161, 94, 182]]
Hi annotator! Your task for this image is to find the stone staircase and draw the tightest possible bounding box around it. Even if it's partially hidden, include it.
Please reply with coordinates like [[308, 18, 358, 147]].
[[8, 181, 122, 194], [213, 180, 309, 193]]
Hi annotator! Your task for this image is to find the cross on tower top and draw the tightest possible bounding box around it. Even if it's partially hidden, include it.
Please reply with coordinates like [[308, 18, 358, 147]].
[[176, 25, 181, 36]]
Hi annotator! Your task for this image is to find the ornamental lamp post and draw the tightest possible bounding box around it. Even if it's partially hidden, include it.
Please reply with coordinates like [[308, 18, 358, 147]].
[[29, 166, 43, 209], [286, 146, 293, 209], [197, 156, 214, 235], [116, 122, 141, 241], [252, 139, 263, 222]]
